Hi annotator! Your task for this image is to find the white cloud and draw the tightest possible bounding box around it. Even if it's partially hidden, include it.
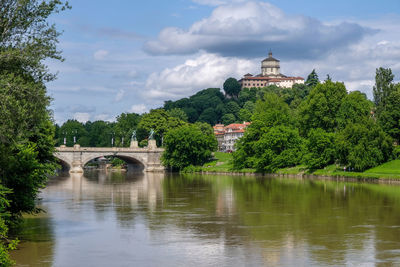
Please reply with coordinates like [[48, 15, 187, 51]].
[[114, 89, 125, 102], [145, 53, 256, 100], [93, 49, 109, 60], [145, 1, 374, 59], [94, 113, 114, 121], [129, 104, 147, 114], [74, 112, 91, 123]]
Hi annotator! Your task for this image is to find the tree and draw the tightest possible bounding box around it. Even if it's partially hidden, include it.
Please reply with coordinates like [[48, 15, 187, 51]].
[[0, 0, 69, 261], [167, 108, 188, 122], [378, 86, 400, 143], [299, 80, 347, 134], [0, 0, 70, 81], [252, 92, 293, 127], [221, 113, 236, 125], [373, 67, 395, 109], [233, 125, 304, 173], [225, 101, 240, 118], [198, 107, 218, 125], [303, 128, 336, 170], [238, 101, 255, 122], [305, 69, 319, 88], [58, 120, 88, 146], [232, 93, 302, 172], [336, 121, 392, 171], [114, 113, 141, 147], [336, 91, 373, 130], [223, 77, 241, 98], [137, 109, 186, 144], [162, 124, 217, 170]]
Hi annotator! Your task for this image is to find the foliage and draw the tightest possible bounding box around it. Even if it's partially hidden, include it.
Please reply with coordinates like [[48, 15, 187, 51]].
[[377, 85, 400, 143], [252, 92, 293, 127], [373, 67, 395, 109], [234, 125, 304, 173], [114, 113, 141, 147], [57, 119, 88, 146], [336, 91, 373, 129], [303, 128, 336, 170], [0, 0, 70, 82], [221, 113, 236, 125], [0, 186, 18, 267], [162, 124, 217, 170], [137, 108, 186, 145], [336, 121, 393, 171], [305, 69, 319, 88], [299, 80, 347, 134], [164, 88, 224, 123], [167, 108, 188, 122], [223, 77, 241, 98]]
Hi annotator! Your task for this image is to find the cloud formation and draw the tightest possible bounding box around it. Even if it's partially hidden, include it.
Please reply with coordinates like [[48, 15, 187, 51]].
[[145, 1, 375, 59], [145, 53, 256, 100]]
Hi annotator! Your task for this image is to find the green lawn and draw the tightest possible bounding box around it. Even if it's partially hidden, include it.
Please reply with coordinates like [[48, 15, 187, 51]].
[[198, 153, 400, 179], [200, 152, 256, 173]]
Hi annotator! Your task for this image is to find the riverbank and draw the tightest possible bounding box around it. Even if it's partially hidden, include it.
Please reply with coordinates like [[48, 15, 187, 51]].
[[195, 152, 400, 181]]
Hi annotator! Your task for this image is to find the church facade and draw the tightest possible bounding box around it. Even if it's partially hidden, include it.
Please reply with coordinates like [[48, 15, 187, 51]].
[[238, 52, 304, 89]]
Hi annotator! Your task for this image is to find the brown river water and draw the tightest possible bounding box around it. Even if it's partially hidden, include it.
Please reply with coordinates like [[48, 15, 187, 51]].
[[11, 170, 400, 266]]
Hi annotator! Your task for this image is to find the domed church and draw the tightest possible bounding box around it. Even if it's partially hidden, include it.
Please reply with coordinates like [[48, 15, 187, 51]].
[[239, 51, 304, 89]]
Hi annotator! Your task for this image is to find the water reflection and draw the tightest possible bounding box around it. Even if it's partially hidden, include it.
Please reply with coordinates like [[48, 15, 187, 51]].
[[11, 172, 400, 266]]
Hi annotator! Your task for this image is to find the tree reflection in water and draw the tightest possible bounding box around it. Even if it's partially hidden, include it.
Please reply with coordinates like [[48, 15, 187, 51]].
[[11, 171, 400, 266]]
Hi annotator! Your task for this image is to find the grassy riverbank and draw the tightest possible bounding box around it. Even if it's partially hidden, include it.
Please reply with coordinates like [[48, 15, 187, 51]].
[[198, 153, 400, 179]]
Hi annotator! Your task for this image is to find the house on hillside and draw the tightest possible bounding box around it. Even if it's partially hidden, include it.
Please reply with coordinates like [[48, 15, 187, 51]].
[[213, 122, 250, 152]]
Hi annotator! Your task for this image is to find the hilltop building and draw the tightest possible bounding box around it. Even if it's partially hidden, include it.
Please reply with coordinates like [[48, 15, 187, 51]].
[[239, 52, 304, 89], [213, 122, 250, 152]]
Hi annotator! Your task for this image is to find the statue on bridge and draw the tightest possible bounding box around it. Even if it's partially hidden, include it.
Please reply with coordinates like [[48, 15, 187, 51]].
[[149, 129, 155, 140], [131, 130, 137, 142]]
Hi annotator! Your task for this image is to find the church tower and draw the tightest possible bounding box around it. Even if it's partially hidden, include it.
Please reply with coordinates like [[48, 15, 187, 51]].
[[261, 51, 281, 77]]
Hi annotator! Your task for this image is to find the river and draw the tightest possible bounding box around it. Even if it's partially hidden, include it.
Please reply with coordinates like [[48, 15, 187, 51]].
[[11, 170, 400, 266]]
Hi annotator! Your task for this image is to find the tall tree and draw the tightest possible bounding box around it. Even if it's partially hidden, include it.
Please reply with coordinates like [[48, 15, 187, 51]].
[[0, 0, 70, 222], [299, 80, 347, 134], [223, 77, 241, 98], [305, 69, 319, 88], [162, 124, 217, 170], [373, 67, 395, 109]]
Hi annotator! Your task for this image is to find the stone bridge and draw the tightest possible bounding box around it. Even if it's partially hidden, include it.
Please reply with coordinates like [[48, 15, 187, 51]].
[[54, 140, 164, 173]]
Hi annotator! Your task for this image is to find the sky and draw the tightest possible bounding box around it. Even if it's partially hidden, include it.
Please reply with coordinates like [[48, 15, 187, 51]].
[[47, 0, 400, 124]]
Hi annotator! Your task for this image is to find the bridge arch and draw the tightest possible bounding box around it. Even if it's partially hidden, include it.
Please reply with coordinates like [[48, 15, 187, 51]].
[[81, 153, 147, 171], [54, 154, 72, 172]]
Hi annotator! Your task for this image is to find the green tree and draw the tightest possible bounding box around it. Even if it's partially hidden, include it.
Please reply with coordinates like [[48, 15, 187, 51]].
[[299, 80, 347, 134], [221, 113, 236, 125], [336, 121, 392, 171], [373, 67, 395, 109], [305, 69, 319, 88], [238, 101, 255, 122], [0, 186, 18, 266], [336, 91, 373, 129], [58, 120, 88, 146], [303, 128, 336, 170], [167, 108, 188, 122], [137, 109, 186, 144], [114, 113, 141, 147], [0, 1, 69, 261], [233, 93, 302, 171], [84, 120, 113, 147], [162, 124, 217, 170], [198, 107, 218, 125], [234, 125, 304, 173], [223, 77, 241, 98], [378, 86, 400, 143]]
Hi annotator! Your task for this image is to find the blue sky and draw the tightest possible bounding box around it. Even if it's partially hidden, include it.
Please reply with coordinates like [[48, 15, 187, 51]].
[[48, 0, 400, 123]]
